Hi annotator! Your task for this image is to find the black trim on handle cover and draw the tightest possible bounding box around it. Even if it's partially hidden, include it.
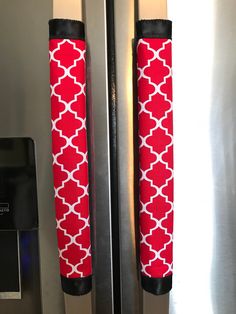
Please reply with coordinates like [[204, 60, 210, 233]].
[[61, 275, 92, 296], [141, 275, 172, 295], [136, 19, 172, 39], [49, 18, 85, 40]]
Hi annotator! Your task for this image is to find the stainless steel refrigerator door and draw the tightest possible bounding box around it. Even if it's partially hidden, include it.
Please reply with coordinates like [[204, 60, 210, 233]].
[[169, 0, 236, 313], [0, 1, 65, 313]]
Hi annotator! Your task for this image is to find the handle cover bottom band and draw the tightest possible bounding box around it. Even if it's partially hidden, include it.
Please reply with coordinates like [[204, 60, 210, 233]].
[[141, 275, 172, 296], [61, 275, 92, 296]]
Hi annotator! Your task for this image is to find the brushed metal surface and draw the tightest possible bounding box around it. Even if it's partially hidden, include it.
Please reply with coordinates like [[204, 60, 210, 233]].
[[138, 0, 167, 19], [168, 0, 236, 313], [143, 293, 169, 314], [114, 0, 143, 313], [85, 0, 114, 313], [64, 293, 91, 314], [0, 1, 65, 313], [53, 0, 82, 21]]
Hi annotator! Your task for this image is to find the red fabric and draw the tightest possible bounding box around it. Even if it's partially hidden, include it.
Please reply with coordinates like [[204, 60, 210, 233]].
[[137, 38, 173, 278], [49, 39, 92, 278]]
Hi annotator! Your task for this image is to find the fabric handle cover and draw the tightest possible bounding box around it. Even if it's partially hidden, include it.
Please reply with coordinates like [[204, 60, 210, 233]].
[[136, 19, 173, 295], [49, 19, 92, 296]]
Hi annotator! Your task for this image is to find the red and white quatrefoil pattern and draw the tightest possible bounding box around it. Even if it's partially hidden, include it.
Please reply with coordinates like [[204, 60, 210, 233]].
[[49, 39, 92, 278], [137, 38, 173, 278]]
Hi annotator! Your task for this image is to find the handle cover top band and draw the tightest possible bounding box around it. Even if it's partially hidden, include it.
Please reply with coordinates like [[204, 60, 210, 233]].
[[49, 18, 85, 39], [136, 19, 173, 295], [49, 18, 92, 296], [136, 19, 172, 39]]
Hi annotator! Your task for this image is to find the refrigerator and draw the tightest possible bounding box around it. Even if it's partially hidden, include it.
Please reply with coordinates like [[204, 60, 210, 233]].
[[0, 0, 235, 313]]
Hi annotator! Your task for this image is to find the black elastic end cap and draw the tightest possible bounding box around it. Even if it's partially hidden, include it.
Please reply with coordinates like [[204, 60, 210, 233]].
[[61, 275, 92, 296], [136, 19, 172, 39], [141, 275, 172, 295], [49, 19, 85, 40]]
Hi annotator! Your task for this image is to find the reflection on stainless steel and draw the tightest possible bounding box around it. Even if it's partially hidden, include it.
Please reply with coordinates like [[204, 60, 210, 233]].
[[64, 293, 91, 314], [169, 0, 236, 313], [210, 3, 236, 314], [85, 0, 114, 313], [143, 292, 169, 314], [115, 0, 143, 313]]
